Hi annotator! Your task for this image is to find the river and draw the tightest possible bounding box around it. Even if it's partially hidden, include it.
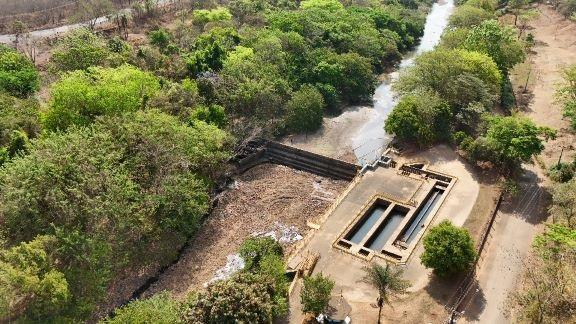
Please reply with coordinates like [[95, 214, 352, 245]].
[[351, 0, 455, 164]]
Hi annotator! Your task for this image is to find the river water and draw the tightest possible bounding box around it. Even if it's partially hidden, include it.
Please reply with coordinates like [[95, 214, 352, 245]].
[[351, 0, 455, 164]]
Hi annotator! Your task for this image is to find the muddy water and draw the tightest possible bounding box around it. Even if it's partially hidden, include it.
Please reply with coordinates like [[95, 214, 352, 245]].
[[351, 0, 455, 164]]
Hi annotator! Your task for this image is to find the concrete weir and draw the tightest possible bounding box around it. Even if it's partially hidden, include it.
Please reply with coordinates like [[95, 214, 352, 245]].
[[234, 140, 360, 181]]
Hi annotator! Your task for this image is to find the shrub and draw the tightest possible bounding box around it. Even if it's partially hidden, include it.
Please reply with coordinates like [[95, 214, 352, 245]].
[[239, 236, 283, 271], [0, 45, 39, 97], [300, 273, 335, 316], [104, 293, 181, 324], [420, 220, 477, 276]]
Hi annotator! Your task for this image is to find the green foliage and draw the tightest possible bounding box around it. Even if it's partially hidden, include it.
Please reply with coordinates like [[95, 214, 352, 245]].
[[361, 263, 410, 308], [420, 220, 477, 276], [466, 115, 555, 169], [395, 48, 502, 110], [0, 45, 39, 97], [186, 27, 241, 75], [0, 93, 40, 147], [449, 5, 495, 28], [300, 273, 335, 316], [384, 91, 452, 146], [463, 20, 526, 74], [0, 236, 70, 321], [104, 292, 181, 324], [149, 28, 171, 49], [193, 7, 233, 27], [51, 28, 114, 72], [0, 110, 231, 319], [190, 104, 227, 128], [239, 236, 283, 271], [43, 64, 160, 131], [550, 179, 576, 228], [300, 0, 344, 11], [557, 64, 576, 130], [183, 273, 279, 323], [549, 161, 576, 183], [285, 84, 325, 133]]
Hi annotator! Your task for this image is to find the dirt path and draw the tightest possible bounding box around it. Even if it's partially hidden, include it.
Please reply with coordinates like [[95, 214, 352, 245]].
[[466, 6, 576, 323], [514, 4, 576, 167]]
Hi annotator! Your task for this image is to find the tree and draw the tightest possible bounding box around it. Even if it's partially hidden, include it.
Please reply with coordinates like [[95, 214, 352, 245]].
[[50, 28, 112, 72], [449, 5, 495, 28], [384, 91, 452, 146], [300, 0, 344, 11], [285, 85, 325, 133], [463, 20, 525, 74], [508, 0, 529, 26], [0, 236, 70, 321], [183, 273, 279, 323], [556, 64, 576, 130], [104, 293, 181, 324], [0, 93, 40, 147], [75, 0, 114, 30], [420, 220, 477, 276], [550, 179, 576, 228], [514, 225, 576, 323], [394, 48, 502, 109], [0, 45, 39, 97], [43, 64, 160, 131], [362, 263, 410, 324], [190, 104, 227, 128], [300, 273, 335, 316], [0, 110, 230, 320], [192, 7, 232, 29], [474, 115, 555, 169]]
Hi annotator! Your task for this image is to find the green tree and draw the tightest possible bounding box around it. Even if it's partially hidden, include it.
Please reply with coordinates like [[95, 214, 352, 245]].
[[362, 263, 410, 324], [420, 220, 477, 276], [0, 45, 39, 97], [183, 273, 279, 323], [104, 292, 181, 324], [193, 7, 232, 28], [0, 93, 40, 147], [472, 115, 555, 169], [285, 85, 325, 133], [449, 5, 495, 28], [0, 236, 70, 321], [43, 64, 160, 131], [556, 64, 576, 129], [550, 179, 576, 228], [463, 20, 525, 74], [300, 0, 344, 11], [0, 110, 230, 320], [300, 273, 335, 316], [190, 104, 227, 128], [50, 28, 111, 72], [384, 91, 452, 146]]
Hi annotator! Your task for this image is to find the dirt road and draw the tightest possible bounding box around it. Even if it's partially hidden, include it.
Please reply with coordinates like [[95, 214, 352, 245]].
[[464, 6, 576, 323]]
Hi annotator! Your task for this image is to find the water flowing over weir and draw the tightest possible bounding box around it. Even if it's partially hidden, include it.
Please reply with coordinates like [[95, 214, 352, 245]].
[[351, 0, 455, 164]]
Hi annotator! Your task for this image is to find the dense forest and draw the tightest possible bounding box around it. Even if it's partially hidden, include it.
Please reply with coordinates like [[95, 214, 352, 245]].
[[0, 0, 433, 321]]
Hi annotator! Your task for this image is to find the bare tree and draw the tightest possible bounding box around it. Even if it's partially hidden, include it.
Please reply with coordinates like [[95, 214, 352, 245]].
[[75, 0, 115, 30]]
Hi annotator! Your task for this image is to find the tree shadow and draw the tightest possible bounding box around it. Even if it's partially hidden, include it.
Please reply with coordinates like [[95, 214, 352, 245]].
[[455, 279, 487, 322]]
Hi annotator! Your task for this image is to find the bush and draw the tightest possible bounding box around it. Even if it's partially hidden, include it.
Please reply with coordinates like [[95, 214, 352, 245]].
[[549, 162, 576, 183], [183, 273, 279, 324], [0, 45, 39, 97], [300, 273, 335, 316], [51, 28, 112, 72], [104, 293, 181, 324], [420, 220, 477, 276], [239, 236, 283, 271]]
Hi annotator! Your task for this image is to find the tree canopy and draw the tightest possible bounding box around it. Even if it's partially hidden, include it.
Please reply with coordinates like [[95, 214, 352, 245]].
[[43, 65, 161, 131], [0, 45, 39, 98], [420, 220, 477, 276], [0, 110, 231, 320]]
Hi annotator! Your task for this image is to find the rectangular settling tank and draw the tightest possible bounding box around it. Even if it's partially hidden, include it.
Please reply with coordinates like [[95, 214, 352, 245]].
[[400, 187, 445, 245], [364, 205, 409, 251], [345, 200, 390, 244]]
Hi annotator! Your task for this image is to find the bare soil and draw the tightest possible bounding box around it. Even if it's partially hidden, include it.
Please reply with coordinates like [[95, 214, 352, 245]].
[[510, 4, 576, 168], [143, 163, 349, 299]]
